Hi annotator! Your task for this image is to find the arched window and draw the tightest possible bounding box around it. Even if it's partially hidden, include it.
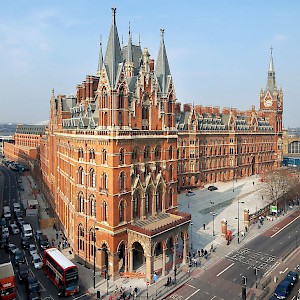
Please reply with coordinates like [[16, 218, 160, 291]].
[[168, 146, 173, 160], [156, 191, 160, 212], [119, 200, 124, 223], [119, 148, 124, 164], [169, 165, 173, 180], [102, 87, 108, 108], [78, 224, 84, 251], [118, 111, 123, 126], [104, 112, 108, 127], [89, 169, 96, 188], [78, 192, 85, 213], [119, 171, 125, 191], [154, 146, 161, 160], [78, 167, 84, 185], [102, 201, 108, 222], [118, 86, 124, 109], [144, 146, 150, 161], [78, 147, 84, 160], [89, 149, 95, 161], [132, 147, 138, 163], [89, 228, 96, 257], [89, 195, 96, 217], [132, 192, 139, 219], [103, 173, 108, 189], [145, 192, 149, 214], [102, 149, 107, 164]]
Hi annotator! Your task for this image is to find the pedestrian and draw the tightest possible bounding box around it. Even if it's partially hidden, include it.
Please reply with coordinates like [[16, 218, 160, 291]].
[[253, 181, 254, 186], [51, 238, 55, 247], [210, 244, 213, 252], [56, 231, 59, 239], [58, 241, 61, 250]]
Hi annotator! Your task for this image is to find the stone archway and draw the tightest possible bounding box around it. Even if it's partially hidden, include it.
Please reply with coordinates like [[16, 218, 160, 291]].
[[132, 241, 145, 271], [117, 241, 126, 272]]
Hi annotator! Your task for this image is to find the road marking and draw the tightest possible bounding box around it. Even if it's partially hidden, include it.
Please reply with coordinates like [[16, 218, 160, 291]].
[[271, 215, 300, 238], [72, 293, 89, 300], [279, 267, 288, 274], [185, 289, 200, 300], [186, 283, 197, 288], [216, 262, 234, 277]]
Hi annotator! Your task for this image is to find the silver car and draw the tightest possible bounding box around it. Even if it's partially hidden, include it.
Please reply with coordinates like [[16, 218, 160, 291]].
[[31, 253, 43, 269], [28, 244, 38, 257]]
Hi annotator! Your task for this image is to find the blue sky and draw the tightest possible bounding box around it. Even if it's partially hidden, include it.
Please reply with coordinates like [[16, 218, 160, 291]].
[[0, 0, 299, 127]]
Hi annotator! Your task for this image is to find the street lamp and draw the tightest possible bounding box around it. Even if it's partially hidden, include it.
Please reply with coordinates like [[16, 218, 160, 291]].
[[210, 212, 217, 236], [190, 221, 193, 250], [237, 201, 244, 244]]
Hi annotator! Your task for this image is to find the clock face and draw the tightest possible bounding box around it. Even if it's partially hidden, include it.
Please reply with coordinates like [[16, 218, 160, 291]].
[[264, 99, 272, 107]]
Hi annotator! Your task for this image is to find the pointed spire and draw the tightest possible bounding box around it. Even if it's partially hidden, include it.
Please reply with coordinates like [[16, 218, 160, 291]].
[[155, 29, 171, 95], [127, 21, 133, 63], [266, 46, 277, 93], [104, 7, 122, 88], [96, 35, 103, 77]]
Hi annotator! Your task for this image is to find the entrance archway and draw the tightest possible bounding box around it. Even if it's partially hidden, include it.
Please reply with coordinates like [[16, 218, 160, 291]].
[[117, 242, 126, 272], [132, 241, 145, 271]]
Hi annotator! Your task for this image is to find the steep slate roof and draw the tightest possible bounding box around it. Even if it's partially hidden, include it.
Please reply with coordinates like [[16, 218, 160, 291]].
[[155, 29, 171, 95], [16, 124, 46, 135], [104, 8, 123, 88]]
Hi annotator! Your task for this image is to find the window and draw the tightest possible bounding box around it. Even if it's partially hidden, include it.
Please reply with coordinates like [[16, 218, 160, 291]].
[[78, 192, 85, 213], [144, 146, 150, 161], [133, 194, 138, 218], [169, 189, 172, 207], [119, 201, 124, 223], [89, 149, 95, 161], [102, 87, 108, 108], [119, 148, 124, 164], [78, 167, 84, 185], [156, 191, 160, 212], [118, 86, 124, 109], [78, 148, 84, 160], [89, 229, 96, 257], [102, 149, 107, 164], [102, 173, 108, 189], [154, 146, 161, 160], [132, 147, 138, 163], [78, 224, 84, 251], [90, 195, 96, 217], [168, 146, 172, 160], [119, 171, 125, 191], [102, 201, 108, 222], [89, 169, 96, 188], [118, 111, 123, 126], [145, 192, 149, 214], [169, 165, 173, 179]]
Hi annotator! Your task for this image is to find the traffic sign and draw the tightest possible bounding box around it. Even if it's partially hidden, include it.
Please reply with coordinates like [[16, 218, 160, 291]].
[[146, 281, 150, 286]]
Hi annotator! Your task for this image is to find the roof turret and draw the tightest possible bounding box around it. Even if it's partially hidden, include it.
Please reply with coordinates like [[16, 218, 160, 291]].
[[104, 7, 123, 88], [155, 29, 171, 95], [96, 35, 103, 77]]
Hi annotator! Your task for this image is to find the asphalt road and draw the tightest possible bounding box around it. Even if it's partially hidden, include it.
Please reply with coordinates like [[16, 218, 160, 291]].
[[166, 209, 300, 300], [0, 166, 94, 300]]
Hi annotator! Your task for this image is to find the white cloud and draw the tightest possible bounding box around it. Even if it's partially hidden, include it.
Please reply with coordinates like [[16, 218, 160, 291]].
[[274, 34, 289, 41]]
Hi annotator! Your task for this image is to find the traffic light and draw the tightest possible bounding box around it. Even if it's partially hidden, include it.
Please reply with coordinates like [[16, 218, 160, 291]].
[[242, 287, 246, 300], [97, 290, 101, 299], [242, 275, 247, 286]]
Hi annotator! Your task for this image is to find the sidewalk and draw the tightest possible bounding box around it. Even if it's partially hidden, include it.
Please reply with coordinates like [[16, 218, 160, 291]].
[[16, 173, 299, 300]]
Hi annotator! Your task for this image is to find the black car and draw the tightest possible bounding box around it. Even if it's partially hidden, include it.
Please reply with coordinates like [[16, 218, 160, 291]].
[[26, 276, 40, 294], [14, 249, 25, 266], [286, 271, 298, 286], [21, 236, 31, 249], [5, 243, 17, 254], [28, 292, 40, 300], [39, 235, 49, 250], [208, 185, 218, 191], [16, 217, 25, 229], [17, 263, 29, 283]]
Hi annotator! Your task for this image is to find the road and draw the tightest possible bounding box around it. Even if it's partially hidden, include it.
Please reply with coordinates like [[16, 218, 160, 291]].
[[0, 166, 94, 300], [166, 209, 300, 300]]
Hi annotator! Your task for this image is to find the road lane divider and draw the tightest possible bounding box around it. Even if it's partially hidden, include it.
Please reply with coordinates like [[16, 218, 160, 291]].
[[271, 215, 300, 238], [185, 288, 200, 300], [216, 262, 234, 277]]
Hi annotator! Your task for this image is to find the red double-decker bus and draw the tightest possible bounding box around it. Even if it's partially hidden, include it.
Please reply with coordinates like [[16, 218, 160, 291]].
[[44, 248, 79, 296]]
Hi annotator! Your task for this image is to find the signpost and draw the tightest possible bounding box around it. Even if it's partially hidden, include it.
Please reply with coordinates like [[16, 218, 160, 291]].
[[146, 281, 149, 299]]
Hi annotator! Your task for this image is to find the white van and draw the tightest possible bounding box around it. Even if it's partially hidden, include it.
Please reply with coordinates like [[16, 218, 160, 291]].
[[3, 206, 11, 220], [22, 224, 33, 238]]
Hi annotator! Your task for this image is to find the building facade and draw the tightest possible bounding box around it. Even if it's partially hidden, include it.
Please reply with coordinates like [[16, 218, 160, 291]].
[[4, 9, 284, 282], [39, 8, 191, 281], [176, 49, 283, 190]]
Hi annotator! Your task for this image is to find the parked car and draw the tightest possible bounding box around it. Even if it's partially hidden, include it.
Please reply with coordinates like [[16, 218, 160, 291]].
[[14, 209, 23, 218], [3, 206, 12, 220], [28, 292, 40, 300], [2, 227, 9, 238], [14, 249, 25, 266], [21, 236, 31, 249], [39, 234, 49, 250], [16, 217, 25, 229], [9, 224, 20, 235], [28, 244, 38, 257], [13, 203, 21, 210], [26, 276, 40, 295], [5, 243, 18, 254], [285, 271, 298, 286], [31, 253, 43, 269], [17, 263, 29, 283], [208, 185, 218, 191], [274, 280, 292, 299], [34, 230, 43, 242]]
